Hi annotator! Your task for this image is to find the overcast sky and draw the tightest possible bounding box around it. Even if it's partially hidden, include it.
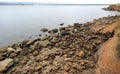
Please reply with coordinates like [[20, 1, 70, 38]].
[[0, 0, 119, 4]]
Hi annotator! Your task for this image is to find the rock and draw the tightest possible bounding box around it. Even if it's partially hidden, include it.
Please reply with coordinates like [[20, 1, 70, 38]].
[[39, 40, 49, 47], [42, 66, 52, 73], [0, 55, 4, 61], [41, 61, 50, 67], [64, 65, 69, 71], [59, 27, 65, 31], [60, 23, 64, 26], [35, 65, 42, 71], [10, 53, 17, 58], [20, 60, 27, 65], [40, 28, 48, 32], [51, 37, 58, 43], [74, 23, 79, 27], [60, 30, 69, 35], [7, 47, 22, 53], [33, 51, 39, 56], [0, 59, 14, 73], [40, 48, 62, 60], [48, 29, 58, 34], [7, 47, 15, 52], [65, 58, 72, 61], [15, 48, 22, 53], [53, 56, 64, 66], [26, 39, 36, 45], [78, 51, 85, 57]]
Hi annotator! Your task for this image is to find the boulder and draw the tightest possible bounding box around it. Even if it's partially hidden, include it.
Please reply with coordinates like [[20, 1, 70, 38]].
[[0, 59, 14, 73]]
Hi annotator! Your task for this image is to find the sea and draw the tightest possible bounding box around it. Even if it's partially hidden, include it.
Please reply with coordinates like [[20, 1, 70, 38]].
[[0, 5, 120, 46]]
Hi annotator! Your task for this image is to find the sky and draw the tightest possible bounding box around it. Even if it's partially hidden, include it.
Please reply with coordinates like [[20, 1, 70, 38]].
[[0, 0, 119, 4]]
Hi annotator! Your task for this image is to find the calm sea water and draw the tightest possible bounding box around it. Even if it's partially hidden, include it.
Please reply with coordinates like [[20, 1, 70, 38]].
[[0, 5, 120, 46]]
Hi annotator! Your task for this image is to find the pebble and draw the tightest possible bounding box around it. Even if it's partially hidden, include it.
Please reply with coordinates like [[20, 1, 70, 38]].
[[78, 51, 85, 57]]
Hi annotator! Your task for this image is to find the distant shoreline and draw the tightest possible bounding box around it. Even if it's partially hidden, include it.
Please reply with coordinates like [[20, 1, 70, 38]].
[[0, 4, 110, 6]]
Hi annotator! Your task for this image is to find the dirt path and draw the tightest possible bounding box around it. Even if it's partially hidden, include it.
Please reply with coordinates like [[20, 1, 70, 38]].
[[96, 21, 120, 74]]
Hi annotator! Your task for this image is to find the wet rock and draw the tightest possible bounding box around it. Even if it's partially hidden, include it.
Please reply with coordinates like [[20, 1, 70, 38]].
[[60, 30, 69, 35], [78, 51, 85, 58], [40, 28, 48, 32], [0, 59, 14, 73], [74, 23, 80, 27], [48, 29, 58, 34], [60, 23, 64, 26], [59, 27, 65, 31]]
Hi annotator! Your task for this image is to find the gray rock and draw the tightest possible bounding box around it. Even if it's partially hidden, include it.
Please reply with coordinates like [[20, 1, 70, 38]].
[[40, 28, 48, 32], [0, 59, 14, 73], [48, 29, 58, 34], [60, 23, 64, 26], [60, 30, 69, 35]]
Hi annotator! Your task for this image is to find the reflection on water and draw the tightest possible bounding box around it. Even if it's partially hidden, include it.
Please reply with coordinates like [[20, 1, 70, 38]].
[[0, 5, 120, 46]]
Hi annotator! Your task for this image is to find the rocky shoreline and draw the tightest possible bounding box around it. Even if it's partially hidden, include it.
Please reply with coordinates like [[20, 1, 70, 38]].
[[103, 4, 120, 11], [0, 15, 120, 74]]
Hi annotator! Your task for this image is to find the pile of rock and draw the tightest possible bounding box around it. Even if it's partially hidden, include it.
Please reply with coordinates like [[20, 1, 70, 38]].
[[0, 16, 118, 74]]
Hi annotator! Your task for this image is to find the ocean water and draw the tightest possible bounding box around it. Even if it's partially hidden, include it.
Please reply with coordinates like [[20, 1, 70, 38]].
[[0, 5, 120, 46]]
